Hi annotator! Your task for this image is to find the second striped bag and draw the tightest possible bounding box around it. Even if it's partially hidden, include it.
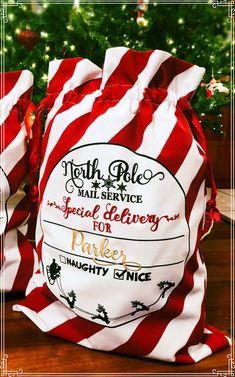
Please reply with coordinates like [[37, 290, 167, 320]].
[[14, 48, 230, 363], [0, 70, 38, 292]]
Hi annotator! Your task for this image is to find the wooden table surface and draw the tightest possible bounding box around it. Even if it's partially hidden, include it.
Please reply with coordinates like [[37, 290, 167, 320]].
[[2, 220, 233, 376]]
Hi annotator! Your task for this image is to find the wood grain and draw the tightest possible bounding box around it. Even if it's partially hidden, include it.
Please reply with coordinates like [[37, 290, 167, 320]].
[[3, 220, 233, 375]]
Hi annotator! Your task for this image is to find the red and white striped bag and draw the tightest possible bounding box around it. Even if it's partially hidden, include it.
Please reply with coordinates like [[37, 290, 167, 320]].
[[14, 48, 230, 363], [0, 70, 39, 292]]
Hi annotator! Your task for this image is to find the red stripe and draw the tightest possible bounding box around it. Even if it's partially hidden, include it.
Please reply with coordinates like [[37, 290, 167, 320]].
[[47, 315, 104, 343], [185, 150, 207, 222], [18, 282, 57, 312], [47, 58, 84, 95], [20, 87, 33, 102], [0, 71, 22, 99], [174, 352, 195, 364], [109, 90, 167, 150], [157, 106, 193, 175], [201, 331, 230, 353], [149, 56, 193, 89], [7, 152, 29, 194], [113, 229, 202, 357], [37, 237, 43, 262], [204, 324, 231, 352], [103, 49, 154, 87], [7, 196, 30, 232], [40, 78, 102, 167], [11, 230, 35, 291]]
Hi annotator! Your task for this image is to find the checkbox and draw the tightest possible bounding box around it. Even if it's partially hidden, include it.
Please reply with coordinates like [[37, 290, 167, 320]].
[[60, 255, 66, 264], [113, 269, 126, 280]]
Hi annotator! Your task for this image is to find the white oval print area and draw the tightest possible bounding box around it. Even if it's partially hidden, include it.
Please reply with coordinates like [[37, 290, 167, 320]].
[[0, 166, 10, 235], [41, 143, 190, 328]]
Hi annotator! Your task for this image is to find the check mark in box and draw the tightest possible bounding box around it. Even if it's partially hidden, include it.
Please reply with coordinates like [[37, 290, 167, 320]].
[[113, 269, 126, 280]]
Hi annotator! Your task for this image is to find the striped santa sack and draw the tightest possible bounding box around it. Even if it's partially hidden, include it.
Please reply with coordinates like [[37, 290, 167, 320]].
[[14, 48, 230, 363], [0, 70, 39, 292]]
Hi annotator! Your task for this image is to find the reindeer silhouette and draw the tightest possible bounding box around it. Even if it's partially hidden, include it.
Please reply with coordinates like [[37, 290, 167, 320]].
[[91, 304, 110, 324], [131, 300, 150, 315], [60, 290, 76, 309], [157, 281, 175, 298]]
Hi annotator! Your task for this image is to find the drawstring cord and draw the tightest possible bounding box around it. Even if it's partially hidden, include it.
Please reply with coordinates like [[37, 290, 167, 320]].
[[179, 98, 220, 238], [28, 97, 48, 203]]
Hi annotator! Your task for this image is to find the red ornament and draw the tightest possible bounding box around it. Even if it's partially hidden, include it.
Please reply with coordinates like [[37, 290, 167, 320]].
[[18, 30, 39, 51]]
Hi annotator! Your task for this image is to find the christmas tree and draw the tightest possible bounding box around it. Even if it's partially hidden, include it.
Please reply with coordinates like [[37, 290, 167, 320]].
[[2, 1, 232, 133]]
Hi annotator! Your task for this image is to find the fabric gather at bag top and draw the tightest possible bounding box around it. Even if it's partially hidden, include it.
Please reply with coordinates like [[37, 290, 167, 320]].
[[13, 47, 230, 363]]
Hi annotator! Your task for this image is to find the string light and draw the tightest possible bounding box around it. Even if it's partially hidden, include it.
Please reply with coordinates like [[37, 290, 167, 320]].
[[171, 47, 177, 54], [70, 45, 75, 51], [178, 18, 184, 24], [41, 31, 48, 38], [167, 38, 174, 45], [42, 73, 48, 81], [44, 54, 50, 60], [8, 13, 14, 21], [31, 63, 36, 69], [45, 46, 50, 52], [67, 24, 74, 31], [15, 28, 21, 34]]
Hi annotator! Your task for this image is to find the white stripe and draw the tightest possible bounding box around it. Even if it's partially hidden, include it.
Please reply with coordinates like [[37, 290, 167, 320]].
[[187, 343, 212, 363], [204, 328, 213, 334], [17, 223, 28, 237], [73, 91, 138, 145], [35, 206, 43, 248], [0, 130, 27, 175], [45, 59, 102, 129], [0, 230, 20, 291], [170, 65, 205, 99], [47, 59, 61, 86], [187, 181, 206, 261], [6, 188, 26, 224], [79, 317, 144, 351], [32, 249, 39, 275], [0, 70, 33, 125], [175, 140, 204, 194], [137, 66, 205, 159], [137, 100, 177, 158], [101, 47, 129, 89], [226, 336, 232, 345], [25, 272, 46, 296], [13, 301, 76, 332], [147, 249, 206, 362]]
